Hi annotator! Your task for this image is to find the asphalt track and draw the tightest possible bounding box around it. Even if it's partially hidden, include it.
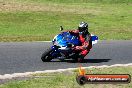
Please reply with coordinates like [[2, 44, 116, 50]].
[[0, 41, 132, 75]]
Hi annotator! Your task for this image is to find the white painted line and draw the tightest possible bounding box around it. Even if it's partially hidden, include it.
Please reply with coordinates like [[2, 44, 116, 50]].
[[0, 63, 132, 79]]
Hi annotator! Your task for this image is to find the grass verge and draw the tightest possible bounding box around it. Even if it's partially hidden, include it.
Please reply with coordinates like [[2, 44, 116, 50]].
[[0, 0, 131, 41], [0, 66, 132, 88]]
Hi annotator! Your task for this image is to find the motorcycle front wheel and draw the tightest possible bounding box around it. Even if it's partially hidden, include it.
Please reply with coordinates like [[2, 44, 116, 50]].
[[41, 48, 53, 62]]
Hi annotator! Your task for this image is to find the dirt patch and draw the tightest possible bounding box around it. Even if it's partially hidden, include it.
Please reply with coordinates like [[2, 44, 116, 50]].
[[0, 1, 102, 14], [0, 77, 31, 85], [0, 71, 74, 85]]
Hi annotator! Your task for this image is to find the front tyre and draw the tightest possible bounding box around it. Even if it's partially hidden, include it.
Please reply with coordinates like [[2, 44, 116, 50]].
[[41, 48, 53, 62]]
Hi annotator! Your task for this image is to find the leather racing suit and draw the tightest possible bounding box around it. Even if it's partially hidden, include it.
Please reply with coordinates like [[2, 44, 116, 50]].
[[69, 29, 92, 59]]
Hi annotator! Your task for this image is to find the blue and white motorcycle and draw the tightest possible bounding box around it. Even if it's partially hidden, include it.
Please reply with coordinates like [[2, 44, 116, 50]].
[[41, 26, 98, 62]]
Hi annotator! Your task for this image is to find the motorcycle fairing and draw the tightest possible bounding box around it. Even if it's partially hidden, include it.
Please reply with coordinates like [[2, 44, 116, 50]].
[[53, 32, 81, 47]]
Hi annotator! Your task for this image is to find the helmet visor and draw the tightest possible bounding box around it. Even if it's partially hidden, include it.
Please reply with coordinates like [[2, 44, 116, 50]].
[[78, 27, 86, 32]]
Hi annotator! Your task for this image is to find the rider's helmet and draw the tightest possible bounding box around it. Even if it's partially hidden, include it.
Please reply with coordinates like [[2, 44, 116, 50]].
[[78, 22, 88, 34]]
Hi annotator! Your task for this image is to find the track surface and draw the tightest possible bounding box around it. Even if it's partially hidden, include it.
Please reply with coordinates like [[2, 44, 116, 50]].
[[0, 41, 132, 75]]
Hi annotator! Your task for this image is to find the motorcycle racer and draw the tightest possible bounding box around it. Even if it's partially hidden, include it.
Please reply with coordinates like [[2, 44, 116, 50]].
[[41, 22, 98, 63], [68, 22, 92, 62]]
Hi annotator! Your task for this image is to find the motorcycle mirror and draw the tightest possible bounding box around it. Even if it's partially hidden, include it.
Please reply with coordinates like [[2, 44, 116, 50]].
[[60, 26, 63, 31]]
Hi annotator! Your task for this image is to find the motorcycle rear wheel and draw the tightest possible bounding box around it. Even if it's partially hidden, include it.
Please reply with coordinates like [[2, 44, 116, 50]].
[[72, 53, 84, 63]]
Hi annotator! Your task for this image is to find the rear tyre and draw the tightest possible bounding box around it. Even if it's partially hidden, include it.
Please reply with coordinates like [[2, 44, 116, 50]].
[[74, 54, 84, 63], [72, 53, 81, 62], [41, 48, 53, 62], [77, 58, 83, 63]]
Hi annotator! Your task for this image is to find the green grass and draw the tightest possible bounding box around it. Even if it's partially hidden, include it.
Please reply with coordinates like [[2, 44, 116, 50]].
[[0, 0, 131, 41], [10, 0, 132, 4], [0, 66, 132, 88]]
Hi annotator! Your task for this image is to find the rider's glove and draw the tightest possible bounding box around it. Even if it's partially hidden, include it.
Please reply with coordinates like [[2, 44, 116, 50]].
[[75, 46, 83, 50]]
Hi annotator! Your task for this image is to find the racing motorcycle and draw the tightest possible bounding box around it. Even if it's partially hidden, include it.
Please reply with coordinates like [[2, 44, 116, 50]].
[[41, 26, 98, 62]]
